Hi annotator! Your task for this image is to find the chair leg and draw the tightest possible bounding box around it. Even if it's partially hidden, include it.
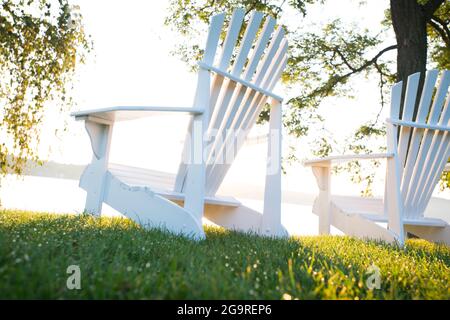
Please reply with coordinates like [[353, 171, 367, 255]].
[[262, 99, 287, 237], [311, 165, 331, 235], [81, 119, 113, 216]]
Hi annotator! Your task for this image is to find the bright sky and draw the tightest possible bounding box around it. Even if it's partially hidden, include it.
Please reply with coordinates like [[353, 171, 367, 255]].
[[29, 0, 398, 193], [37, 0, 393, 167]]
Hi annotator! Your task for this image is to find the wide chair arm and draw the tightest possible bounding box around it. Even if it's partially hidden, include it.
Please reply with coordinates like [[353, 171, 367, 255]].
[[71, 106, 204, 123], [303, 153, 395, 167]]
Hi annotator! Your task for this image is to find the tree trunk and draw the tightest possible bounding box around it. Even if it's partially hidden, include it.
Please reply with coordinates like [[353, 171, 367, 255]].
[[390, 0, 428, 117], [391, 0, 428, 83]]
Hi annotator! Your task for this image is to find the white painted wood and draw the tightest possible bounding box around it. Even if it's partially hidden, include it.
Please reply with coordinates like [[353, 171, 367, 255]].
[[103, 172, 205, 240], [397, 72, 420, 171], [243, 16, 276, 81], [304, 153, 394, 167], [311, 166, 331, 234], [261, 99, 287, 237], [384, 81, 405, 244], [254, 27, 286, 86], [203, 39, 288, 190], [198, 63, 284, 102], [72, 106, 204, 122], [415, 93, 450, 214], [205, 42, 288, 193], [174, 11, 226, 192], [80, 120, 113, 216], [73, 9, 288, 239], [387, 119, 450, 132], [231, 11, 264, 76], [82, 165, 241, 208], [406, 71, 450, 217], [330, 203, 397, 243], [218, 8, 245, 70], [409, 71, 450, 215], [404, 224, 450, 246], [305, 70, 450, 247], [183, 70, 211, 219], [400, 70, 438, 207]]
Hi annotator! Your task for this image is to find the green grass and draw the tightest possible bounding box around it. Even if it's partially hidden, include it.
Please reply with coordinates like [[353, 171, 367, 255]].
[[0, 209, 449, 299]]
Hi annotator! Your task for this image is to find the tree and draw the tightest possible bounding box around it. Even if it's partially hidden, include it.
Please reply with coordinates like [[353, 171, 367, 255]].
[[0, 0, 90, 177], [165, 0, 449, 192]]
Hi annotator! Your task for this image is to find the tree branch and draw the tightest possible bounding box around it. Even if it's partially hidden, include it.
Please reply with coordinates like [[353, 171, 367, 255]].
[[423, 0, 445, 20], [429, 15, 450, 47], [304, 45, 397, 101], [333, 47, 357, 72], [341, 44, 397, 79]]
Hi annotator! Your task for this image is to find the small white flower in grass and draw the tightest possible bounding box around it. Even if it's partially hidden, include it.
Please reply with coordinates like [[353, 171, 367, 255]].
[[127, 266, 132, 272], [145, 263, 151, 268], [282, 293, 292, 300]]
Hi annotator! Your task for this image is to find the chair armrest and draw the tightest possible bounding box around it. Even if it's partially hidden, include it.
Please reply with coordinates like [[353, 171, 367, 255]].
[[303, 153, 394, 167], [71, 106, 204, 123]]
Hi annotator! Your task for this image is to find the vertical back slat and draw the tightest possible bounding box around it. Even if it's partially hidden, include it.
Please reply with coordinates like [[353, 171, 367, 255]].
[[253, 27, 285, 86], [231, 11, 264, 76], [203, 13, 226, 65], [207, 55, 287, 194], [416, 101, 450, 214], [218, 8, 245, 70], [405, 70, 450, 217], [397, 72, 420, 171], [243, 17, 276, 81], [205, 38, 288, 192], [207, 9, 245, 124], [401, 70, 438, 212]]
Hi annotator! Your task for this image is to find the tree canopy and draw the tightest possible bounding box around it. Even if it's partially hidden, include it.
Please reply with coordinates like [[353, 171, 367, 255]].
[[0, 0, 90, 176]]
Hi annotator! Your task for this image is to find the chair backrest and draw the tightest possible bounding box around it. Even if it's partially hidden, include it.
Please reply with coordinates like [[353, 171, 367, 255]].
[[387, 69, 450, 219], [174, 8, 288, 196]]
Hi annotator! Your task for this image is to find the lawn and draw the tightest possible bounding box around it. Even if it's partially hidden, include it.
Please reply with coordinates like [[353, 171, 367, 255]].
[[0, 209, 449, 299]]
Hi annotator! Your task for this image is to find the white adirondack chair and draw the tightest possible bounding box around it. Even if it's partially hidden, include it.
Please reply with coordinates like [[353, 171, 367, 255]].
[[304, 69, 450, 246], [71, 9, 288, 240]]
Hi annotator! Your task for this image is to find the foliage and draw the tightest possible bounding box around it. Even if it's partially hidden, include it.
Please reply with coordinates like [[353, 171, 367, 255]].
[[0, 209, 449, 299], [0, 0, 90, 176]]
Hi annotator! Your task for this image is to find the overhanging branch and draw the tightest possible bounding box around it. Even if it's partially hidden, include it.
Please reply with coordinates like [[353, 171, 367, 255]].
[[423, 0, 445, 20], [429, 15, 450, 47], [340, 44, 397, 80]]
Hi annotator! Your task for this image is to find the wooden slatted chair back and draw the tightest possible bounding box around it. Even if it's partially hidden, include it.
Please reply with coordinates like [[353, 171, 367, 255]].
[[387, 70, 450, 219], [174, 9, 288, 195]]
